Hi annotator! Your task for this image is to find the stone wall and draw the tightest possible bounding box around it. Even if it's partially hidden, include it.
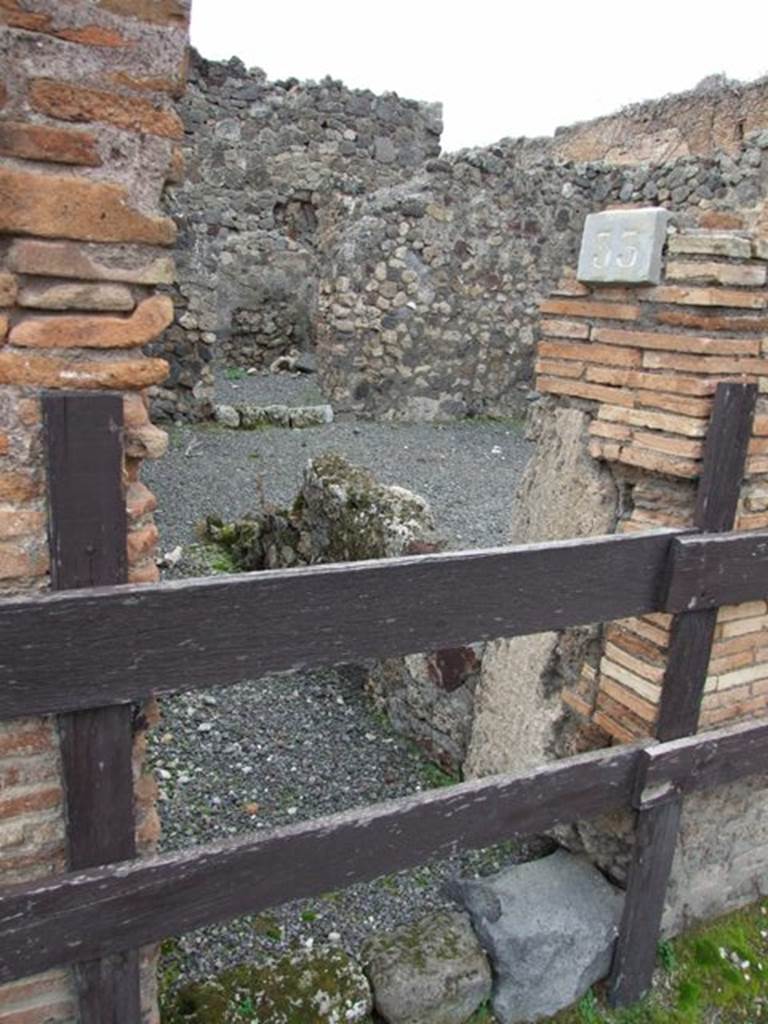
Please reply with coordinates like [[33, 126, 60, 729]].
[[552, 74, 768, 165], [0, 2, 188, 1021], [161, 65, 768, 422], [466, 214, 768, 935], [152, 49, 441, 419]]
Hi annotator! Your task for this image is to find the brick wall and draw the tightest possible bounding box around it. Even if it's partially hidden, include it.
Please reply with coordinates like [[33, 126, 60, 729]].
[[0, 2, 190, 1021], [532, 220, 768, 743]]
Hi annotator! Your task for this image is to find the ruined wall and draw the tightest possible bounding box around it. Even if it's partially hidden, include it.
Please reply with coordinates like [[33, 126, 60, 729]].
[[466, 215, 768, 935], [316, 138, 761, 419], [153, 49, 441, 419], [552, 74, 768, 165], [0, 2, 188, 1020], [160, 64, 768, 422]]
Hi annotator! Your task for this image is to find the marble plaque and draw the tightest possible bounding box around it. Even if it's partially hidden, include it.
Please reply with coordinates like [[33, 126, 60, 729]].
[[577, 207, 670, 285]]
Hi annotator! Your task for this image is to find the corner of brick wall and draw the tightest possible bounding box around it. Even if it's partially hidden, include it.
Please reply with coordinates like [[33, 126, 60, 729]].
[[534, 217, 768, 743], [0, 2, 190, 1021]]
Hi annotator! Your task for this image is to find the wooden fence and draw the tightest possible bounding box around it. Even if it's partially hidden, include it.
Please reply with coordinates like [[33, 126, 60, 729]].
[[0, 382, 767, 1022]]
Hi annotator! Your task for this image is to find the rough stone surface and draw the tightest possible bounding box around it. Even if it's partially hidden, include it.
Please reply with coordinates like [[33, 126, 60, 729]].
[[0, 166, 177, 245], [159, 60, 768, 420], [367, 646, 484, 770], [10, 295, 173, 348], [206, 453, 442, 571], [0, 120, 102, 165], [662, 778, 768, 935], [454, 850, 623, 1023], [17, 281, 136, 311], [362, 910, 492, 1024], [164, 945, 372, 1023], [7, 239, 175, 285], [465, 404, 618, 779], [233, 403, 334, 429]]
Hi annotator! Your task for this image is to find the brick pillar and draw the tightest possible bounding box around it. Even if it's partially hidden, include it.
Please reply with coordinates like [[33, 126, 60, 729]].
[[535, 223, 768, 740], [0, 3, 189, 1021], [530, 215, 768, 929]]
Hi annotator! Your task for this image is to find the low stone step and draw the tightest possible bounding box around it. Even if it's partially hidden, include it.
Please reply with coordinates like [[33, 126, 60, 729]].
[[214, 402, 334, 429]]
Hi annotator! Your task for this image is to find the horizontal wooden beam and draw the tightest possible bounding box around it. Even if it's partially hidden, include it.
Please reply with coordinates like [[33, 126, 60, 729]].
[[0, 529, 683, 718], [3, 713, 768, 984], [663, 531, 768, 613], [645, 717, 768, 795], [0, 742, 642, 982]]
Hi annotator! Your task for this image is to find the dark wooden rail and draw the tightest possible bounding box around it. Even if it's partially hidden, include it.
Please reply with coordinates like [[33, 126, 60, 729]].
[[2, 718, 767, 986], [0, 528, 686, 719], [0, 382, 765, 1020]]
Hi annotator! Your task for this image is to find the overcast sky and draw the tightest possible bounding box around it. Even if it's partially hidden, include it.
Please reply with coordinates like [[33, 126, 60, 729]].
[[189, 1, 768, 151]]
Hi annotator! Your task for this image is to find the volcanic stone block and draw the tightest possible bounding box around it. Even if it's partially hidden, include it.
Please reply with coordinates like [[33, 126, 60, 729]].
[[454, 849, 623, 1022]]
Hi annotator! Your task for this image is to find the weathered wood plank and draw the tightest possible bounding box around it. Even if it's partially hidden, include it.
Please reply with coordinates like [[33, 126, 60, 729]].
[[693, 382, 756, 534], [664, 531, 768, 613], [608, 799, 683, 1006], [657, 382, 757, 742], [43, 393, 141, 1024], [0, 528, 683, 719], [44, 392, 127, 591], [645, 717, 768, 795], [611, 382, 757, 1007], [654, 608, 719, 742], [0, 742, 642, 982]]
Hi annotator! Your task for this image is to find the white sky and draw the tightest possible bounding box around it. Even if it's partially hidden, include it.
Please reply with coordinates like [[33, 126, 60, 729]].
[[190, 1, 768, 151]]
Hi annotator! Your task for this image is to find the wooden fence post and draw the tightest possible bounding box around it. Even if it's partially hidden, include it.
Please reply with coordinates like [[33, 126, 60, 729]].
[[43, 393, 141, 1023], [608, 381, 757, 1006]]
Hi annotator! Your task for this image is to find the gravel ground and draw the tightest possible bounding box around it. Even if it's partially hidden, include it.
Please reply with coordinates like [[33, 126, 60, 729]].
[[143, 371, 540, 992], [146, 372, 532, 555]]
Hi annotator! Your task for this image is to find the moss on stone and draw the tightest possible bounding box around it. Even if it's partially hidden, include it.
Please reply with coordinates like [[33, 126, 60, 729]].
[[203, 454, 441, 573], [162, 945, 372, 1024]]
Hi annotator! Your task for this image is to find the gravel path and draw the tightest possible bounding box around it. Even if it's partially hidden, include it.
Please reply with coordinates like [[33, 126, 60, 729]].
[[143, 373, 539, 992]]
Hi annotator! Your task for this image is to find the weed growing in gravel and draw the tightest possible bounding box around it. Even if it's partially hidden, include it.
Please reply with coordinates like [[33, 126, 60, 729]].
[[421, 760, 461, 789], [224, 367, 248, 381]]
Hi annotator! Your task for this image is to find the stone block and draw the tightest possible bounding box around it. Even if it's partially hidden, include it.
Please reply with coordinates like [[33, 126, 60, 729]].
[[363, 911, 491, 1024], [577, 208, 670, 285], [0, 273, 17, 307], [591, 326, 758, 356], [213, 404, 241, 428], [29, 79, 184, 139], [643, 284, 766, 310], [0, 121, 101, 166], [0, 168, 176, 245], [18, 282, 135, 312], [8, 240, 175, 284], [668, 232, 752, 259], [165, 946, 372, 1023], [454, 850, 623, 1023], [10, 296, 173, 348], [0, 352, 169, 390], [539, 297, 640, 321], [666, 260, 767, 287]]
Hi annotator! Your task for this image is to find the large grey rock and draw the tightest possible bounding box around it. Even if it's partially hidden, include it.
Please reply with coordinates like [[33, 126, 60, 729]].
[[363, 910, 491, 1024], [455, 850, 623, 1022]]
